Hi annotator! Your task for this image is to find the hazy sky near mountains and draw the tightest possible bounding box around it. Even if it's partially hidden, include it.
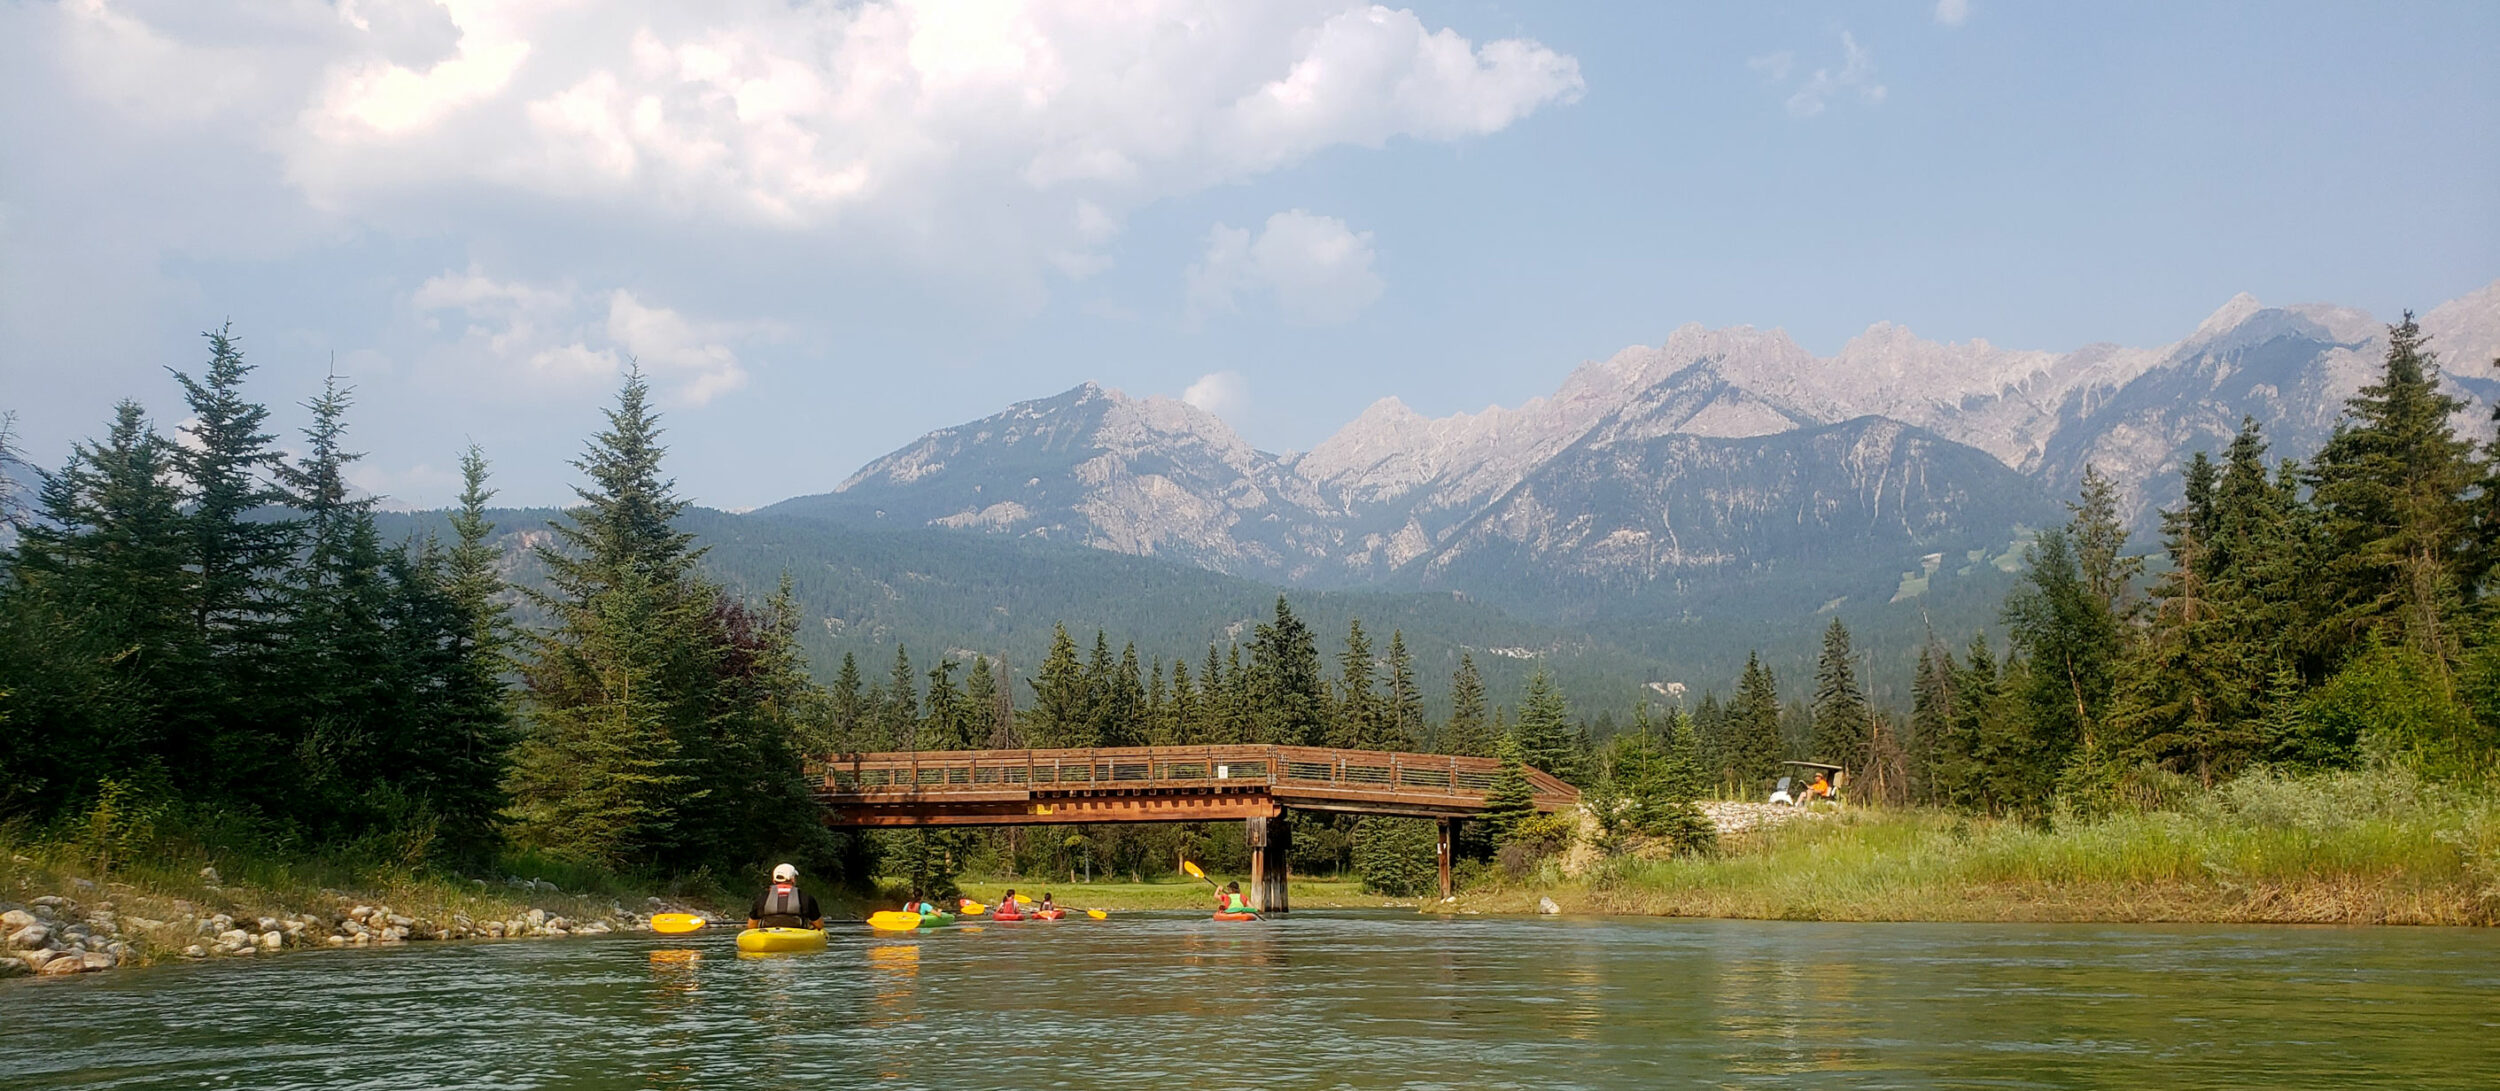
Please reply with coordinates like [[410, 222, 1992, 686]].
[[4, 1, 2495, 511]]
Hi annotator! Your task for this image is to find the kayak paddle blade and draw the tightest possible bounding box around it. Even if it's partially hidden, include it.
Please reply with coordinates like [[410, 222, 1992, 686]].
[[1182, 860, 1207, 882], [650, 913, 708, 934], [1087, 909, 1108, 920]]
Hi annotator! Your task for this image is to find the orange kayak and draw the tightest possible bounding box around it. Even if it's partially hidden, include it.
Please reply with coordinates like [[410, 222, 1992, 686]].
[[1212, 912, 1258, 922]]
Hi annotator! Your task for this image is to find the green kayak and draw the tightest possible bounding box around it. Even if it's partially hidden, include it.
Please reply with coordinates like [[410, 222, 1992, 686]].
[[916, 911, 956, 929]]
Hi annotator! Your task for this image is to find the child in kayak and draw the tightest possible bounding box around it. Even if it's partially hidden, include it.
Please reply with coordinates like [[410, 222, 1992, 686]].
[[1036, 892, 1057, 914], [1216, 881, 1251, 913]]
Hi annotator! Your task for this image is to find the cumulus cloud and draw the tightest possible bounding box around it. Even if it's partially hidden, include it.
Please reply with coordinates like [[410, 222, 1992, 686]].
[[410, 266, 750, 405], [50, 0, 1580, 279], [1186, 210, 1384, 326], [1782, 31, 1886, 118], [1934, 0, 1973, 28], [1181, 370, 1249, 420]]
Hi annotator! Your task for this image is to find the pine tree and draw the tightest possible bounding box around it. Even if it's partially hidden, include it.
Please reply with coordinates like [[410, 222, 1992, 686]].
[[1332, 618, 1380, 749], [1809, 617, 1871, 772], [2310, 312, 2477, 663], [1440, 652, 1492, 756], [1028, 624, 1087, 748], [829, 652, 866, 751], [1249, 596, 1326, 746], [1728, 652, 1785, 792], [1907, 641, 1956, 802], [1168, 656, 1199, 745], [1512, 668, 1580, 784], [1384, 630, 1423, 752], [922, 659, 971, 750], [274, 374, 398, 828], [1478, 732, 1538, 843], [1, 402, 198, 815], [883, 645, 919, 751]]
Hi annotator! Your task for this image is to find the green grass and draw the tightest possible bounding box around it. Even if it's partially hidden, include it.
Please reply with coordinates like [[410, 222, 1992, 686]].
[[1471, 766, 2500, 925], [0, 831, 744, 966]]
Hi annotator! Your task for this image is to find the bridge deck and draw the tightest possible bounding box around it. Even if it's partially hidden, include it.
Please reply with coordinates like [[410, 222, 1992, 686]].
[[810, 744, 1578, 826]]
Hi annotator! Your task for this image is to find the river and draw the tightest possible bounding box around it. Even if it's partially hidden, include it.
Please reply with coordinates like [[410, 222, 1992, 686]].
[[7, 912, 2496, 1089]]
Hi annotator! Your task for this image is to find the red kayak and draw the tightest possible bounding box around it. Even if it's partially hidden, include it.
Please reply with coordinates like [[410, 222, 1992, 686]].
[[992, 910, 1024, 922], [1212, 912, 1257, 922]]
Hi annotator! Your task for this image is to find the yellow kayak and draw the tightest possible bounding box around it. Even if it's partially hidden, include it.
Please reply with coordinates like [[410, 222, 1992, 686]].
[[866, 911, 922, 932], [736, 927, 827, 953]]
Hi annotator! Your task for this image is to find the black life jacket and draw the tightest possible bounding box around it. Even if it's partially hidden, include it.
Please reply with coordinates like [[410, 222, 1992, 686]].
[[760, 882, 804, 925]]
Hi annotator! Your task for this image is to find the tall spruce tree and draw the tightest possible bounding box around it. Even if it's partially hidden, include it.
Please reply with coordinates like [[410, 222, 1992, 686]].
[[2310, 313, 2479, 664], [1441, 652, 1493, 756], [1333, 618, 1381, 749], [1728, 653, 1785, 791], [1028, 623, 1087, 748], [1809, 617, 1871, 773], [1384, 630, 1423, 752], [1512, 668, 1580, 784], [1249, 596, 1326, 746]]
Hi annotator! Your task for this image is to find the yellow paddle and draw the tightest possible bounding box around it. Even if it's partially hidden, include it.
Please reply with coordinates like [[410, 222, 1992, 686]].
[[650, 912, 710, 935]]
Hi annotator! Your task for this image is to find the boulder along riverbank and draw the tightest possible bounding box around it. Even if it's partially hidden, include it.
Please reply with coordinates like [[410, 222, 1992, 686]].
[[3, 864, 725, 980]]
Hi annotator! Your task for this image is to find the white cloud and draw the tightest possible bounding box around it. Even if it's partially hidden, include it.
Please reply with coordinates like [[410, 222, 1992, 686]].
[[1747, 51, 1794, 82], [409, 266, 749, 405], [52, 1, 1581, 279], [1181, 370, 1249, 420], [1783, 31, 1886, 118], [1186, 210, 1384, 326], [1935, 0, 1973, 28]]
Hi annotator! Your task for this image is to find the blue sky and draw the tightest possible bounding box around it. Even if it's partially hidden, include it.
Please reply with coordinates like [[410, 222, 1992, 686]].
[[3, 1, 2494, 510]]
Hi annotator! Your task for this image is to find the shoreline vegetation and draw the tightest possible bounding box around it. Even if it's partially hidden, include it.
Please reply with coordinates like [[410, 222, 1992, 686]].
[[12, 314, 2500, 984]]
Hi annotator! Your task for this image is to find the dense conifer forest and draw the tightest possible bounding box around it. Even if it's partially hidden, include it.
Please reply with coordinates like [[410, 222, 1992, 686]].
[[4, 314, 2494, 900]]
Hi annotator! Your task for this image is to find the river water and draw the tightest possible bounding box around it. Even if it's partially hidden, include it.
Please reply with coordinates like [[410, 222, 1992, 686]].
[[7, 912, 2496, 1089]]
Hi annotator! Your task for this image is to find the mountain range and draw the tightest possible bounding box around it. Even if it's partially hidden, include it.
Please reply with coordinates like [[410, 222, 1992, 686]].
[[763, 281, 2500, 641]]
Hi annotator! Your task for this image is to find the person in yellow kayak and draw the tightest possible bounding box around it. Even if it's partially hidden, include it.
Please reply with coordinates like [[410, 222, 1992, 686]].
[[748, 863, 823, 930], [1216, 881, 1251, 913]]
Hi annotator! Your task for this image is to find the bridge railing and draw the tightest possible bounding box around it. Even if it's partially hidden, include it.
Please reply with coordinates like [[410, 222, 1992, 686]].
[[810, 744, 1576, 809]]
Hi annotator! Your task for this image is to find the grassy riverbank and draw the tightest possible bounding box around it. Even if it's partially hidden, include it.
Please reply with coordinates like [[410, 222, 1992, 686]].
[[1463, 767, 2500, 925], [1, 833, 747, 974]]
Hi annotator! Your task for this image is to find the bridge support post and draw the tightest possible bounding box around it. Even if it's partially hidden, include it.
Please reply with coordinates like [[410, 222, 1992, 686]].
[[1246, 813, 1290, 913], [1437, 817, 1453, 901]]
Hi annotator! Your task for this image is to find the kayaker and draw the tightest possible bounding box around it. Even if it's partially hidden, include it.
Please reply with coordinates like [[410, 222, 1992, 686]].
[[1217, 881, 1251, 913], [1037, 892, 1057, 914], [747, 863, 824, 930]]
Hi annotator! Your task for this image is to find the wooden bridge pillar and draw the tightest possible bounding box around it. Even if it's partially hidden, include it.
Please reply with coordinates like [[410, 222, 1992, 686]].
[[1246, 813, 1291, 913], [1437, 817, 1453, 901]]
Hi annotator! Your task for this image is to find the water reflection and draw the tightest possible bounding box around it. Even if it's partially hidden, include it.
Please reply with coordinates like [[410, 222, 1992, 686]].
[[5, 915, 2497, 1090]]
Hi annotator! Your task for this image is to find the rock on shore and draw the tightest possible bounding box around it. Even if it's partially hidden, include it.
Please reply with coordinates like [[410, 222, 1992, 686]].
[[4, 890, 676, 979]]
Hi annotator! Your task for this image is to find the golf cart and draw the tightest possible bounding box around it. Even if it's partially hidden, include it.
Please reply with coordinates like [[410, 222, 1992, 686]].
[[1769, 761, 1845, 806]]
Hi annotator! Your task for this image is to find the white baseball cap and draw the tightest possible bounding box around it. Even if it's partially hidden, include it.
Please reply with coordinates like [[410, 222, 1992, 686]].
[[772, 863, 797, 882]]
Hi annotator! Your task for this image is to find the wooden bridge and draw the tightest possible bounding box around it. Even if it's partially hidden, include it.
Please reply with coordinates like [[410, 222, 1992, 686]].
[[809, 744, 1579, 911]]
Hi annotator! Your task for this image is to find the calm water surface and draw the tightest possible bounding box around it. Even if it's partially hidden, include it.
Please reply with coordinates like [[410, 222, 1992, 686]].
[[6, 912, 2497, 1089]]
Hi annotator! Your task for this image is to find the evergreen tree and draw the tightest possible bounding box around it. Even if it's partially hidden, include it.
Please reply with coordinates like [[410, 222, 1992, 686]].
[[829, 652, 866, 751], [1384, 630, 1423, 752], [1, 402, 197, 815], [1332, 618, 1381, 749], [1168, 656, 1199, 745], [2310, 313, 2478, 663], [2003, 525, 2122, 793], [1512, 668, 1580, 784], [1440, 652, 1493, 756], [922, 659, 972, 751], [1907, 641, 1956, 802], [1028, 624, 1087, 748], [1728, 653, 1785, 792], [1248, 596, 1326, 746], [512, 370, 821, 874], [274, 375, 398, 829], [1809, 617, 1871, 772], [1478, 732, 1538, 843], [882, 645, 919, 751]]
